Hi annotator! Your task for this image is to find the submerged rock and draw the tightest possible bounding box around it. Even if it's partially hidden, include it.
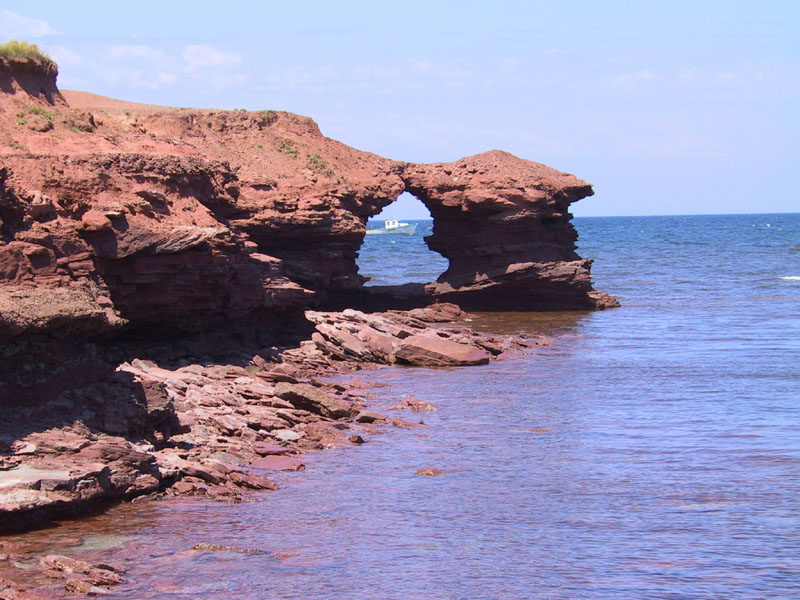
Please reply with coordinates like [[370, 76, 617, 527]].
[[251, 456, 305, 472], [191, 543, 263, 554], [415, 468, 444, 477]]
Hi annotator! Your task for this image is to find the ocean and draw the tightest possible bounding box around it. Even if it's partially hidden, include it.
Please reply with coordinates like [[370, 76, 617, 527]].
[[7, 214, 800, 599]]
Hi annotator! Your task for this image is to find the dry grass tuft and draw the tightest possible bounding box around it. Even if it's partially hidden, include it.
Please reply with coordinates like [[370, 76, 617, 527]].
[[0, 39, 53, 63]]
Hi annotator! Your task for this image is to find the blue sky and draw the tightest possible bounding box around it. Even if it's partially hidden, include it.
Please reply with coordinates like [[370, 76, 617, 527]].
[[2, 1, 798, 217]]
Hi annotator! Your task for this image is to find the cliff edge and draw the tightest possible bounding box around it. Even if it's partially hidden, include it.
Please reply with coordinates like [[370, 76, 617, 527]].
[[0, 56, 617, 536]]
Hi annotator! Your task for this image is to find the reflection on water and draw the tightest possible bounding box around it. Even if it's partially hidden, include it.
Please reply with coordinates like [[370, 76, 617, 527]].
[[4, 214, 800, 599], [467, 310, 591, 337]]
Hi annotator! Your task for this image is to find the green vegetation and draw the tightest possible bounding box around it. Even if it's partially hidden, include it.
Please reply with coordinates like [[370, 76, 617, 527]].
[[277, 139, 298, 156], [259, 110, 277, 121], [28, 107, 53, 122], [306, 153, 323, 168], [0, 40, 52, 62], [16, 119, 26, 126], [305, 153, 335, 177]]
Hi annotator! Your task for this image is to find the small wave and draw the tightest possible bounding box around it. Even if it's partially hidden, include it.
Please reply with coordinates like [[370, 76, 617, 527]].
[[778, 276, 800, 281]]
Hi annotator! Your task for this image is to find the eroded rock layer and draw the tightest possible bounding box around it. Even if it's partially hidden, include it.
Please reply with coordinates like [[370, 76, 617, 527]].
[[0, 57, 617, 536], [401, 152, 617, 310], [1, 58, 614, 342]]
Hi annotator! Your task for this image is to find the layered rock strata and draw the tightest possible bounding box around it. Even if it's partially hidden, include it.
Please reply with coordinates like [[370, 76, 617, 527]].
[[0, 56, 617, 539]]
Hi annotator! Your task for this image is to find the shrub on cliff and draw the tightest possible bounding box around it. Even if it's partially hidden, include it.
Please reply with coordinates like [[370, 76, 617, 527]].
[[0, 39, 53, 63]]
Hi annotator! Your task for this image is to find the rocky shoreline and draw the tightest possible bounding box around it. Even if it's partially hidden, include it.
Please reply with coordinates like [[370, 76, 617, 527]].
[[0, 303, 537, 532], [1, 53, 616, 597], [0, 302, 548, 598]]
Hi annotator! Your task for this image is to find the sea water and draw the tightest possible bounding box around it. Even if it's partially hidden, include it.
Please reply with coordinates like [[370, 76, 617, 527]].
[[358, 219, 448, 286], [6, 214, 800, 599]]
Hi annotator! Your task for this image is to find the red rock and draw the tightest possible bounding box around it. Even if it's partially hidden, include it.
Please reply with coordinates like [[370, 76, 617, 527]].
[[355, 411, 386, 423], [251, 456, 305, 471], [63, 578, 109, 596], [177, 462, 224, 485], [388, 399, 437, 412], [395, 335, 491, 367], [409, 400, 437, 413], [399, 151, 613, 311], [0, 54, 615, 535], [391, 418, 426, 429], [274, 382, 354, 419], [302, 421, 351, 447], [415, 468, 443, 477], [252, 442, 291, 456], [0, 577, 51, 599], [229, 471, 278, 490], [168, 480, 208, 496], [41, 554, 125, 586], [79, 210, 113, 233], [407, 303, 466, 323]]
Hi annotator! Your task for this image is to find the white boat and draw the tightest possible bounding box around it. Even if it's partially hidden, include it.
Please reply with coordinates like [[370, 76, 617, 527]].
[[365, 219, 417, 235]]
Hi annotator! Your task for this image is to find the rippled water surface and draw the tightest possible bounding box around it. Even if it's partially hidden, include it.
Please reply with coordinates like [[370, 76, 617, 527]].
[[358, 219, 447, 285], [9, 214, 800, 599]]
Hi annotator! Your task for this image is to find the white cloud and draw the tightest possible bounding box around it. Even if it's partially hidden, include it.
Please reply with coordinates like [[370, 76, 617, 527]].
[[0, 10, 57, 38], [255, 59, 471, 96], [680, 64, 794, 88], [87, 63, 178, 90], [75, 44, 177, 90], [49, 46, 83, 68], [107, 45, 166, 62], [156, 72, 177, 86], [182, 44, 241, 73]]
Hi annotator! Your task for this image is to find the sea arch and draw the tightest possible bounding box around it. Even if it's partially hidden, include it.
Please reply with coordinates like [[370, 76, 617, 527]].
[[356, 191, 448, 287]]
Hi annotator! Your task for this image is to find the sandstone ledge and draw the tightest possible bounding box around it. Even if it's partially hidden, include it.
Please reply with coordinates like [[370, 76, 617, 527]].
[[0, 58, 617, 550]]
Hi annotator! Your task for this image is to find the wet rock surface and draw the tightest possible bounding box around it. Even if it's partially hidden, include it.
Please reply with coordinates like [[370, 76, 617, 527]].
[[0, 303, 538, 535]]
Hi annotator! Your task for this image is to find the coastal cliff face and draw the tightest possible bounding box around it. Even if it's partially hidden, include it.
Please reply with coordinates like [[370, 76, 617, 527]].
[[0, 58, 614, 346], [0, 57, 617, 536]]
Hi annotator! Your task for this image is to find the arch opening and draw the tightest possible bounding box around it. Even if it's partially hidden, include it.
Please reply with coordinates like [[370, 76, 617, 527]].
[[356, 191, 448, 287]]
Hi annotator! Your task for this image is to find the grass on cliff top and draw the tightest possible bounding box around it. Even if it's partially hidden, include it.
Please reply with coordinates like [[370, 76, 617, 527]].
[[0, 40, 53, 62]]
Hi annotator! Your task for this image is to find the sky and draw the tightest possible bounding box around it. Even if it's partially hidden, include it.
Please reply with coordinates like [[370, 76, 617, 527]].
[[1, 1, 798, 217]]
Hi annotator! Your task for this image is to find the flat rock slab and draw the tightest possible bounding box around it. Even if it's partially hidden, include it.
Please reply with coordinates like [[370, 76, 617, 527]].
[[251, 456, 305, 471], [395, 335, 490, 367], [0, 465, 72, 489], [272, 429, 302, 442], [274, 382, 353, 419], [252, 442, 291, 456], [355, 410, 386, 423]]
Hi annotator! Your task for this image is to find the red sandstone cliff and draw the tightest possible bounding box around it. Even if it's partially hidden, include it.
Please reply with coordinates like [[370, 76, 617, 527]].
[[1, 57, 614, 343], [0, 57, 617, 540]]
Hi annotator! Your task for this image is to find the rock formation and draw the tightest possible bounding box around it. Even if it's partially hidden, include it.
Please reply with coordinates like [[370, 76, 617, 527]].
[[399, 153, 617, 310], [0, 55, 617, 537]]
